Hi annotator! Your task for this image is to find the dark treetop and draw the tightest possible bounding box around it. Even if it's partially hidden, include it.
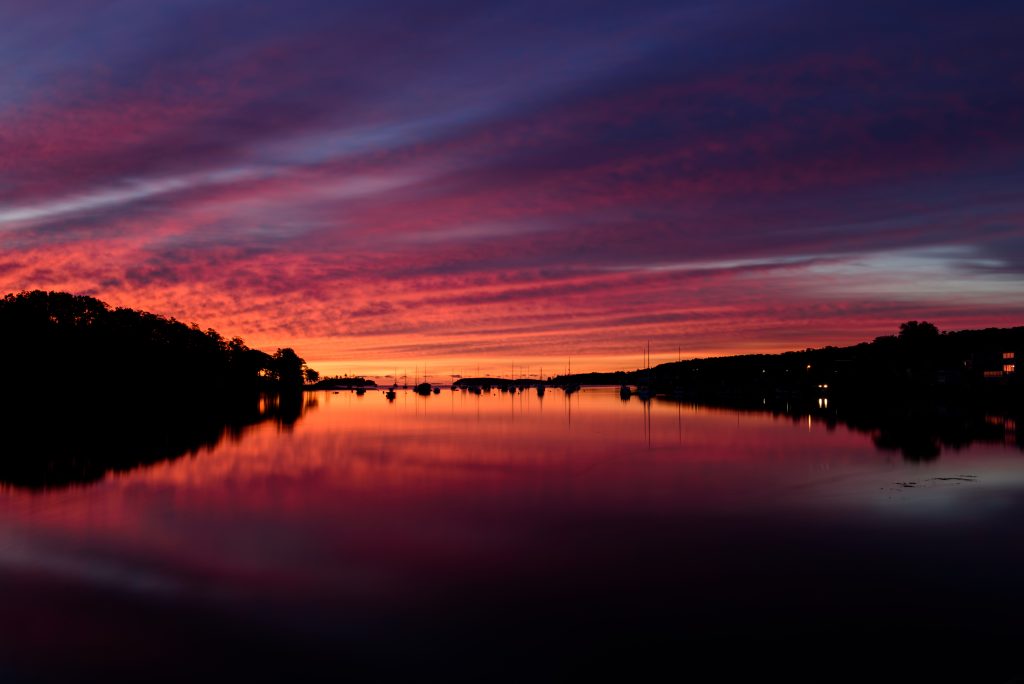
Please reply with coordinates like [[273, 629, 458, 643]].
[[0, 290, 315, 397], [0, 290, 318, 489]]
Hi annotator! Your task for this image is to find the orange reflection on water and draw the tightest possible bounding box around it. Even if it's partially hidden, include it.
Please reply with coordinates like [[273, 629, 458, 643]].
[[1, 388, 1023, 681], [3, 388, 1015, 533]]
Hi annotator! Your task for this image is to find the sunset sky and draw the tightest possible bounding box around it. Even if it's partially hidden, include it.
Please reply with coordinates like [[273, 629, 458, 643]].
[[3, 0, 1023, 379]]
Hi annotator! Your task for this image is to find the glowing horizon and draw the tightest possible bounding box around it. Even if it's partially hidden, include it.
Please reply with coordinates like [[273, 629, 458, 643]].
[[4, 1, 1023, 377]]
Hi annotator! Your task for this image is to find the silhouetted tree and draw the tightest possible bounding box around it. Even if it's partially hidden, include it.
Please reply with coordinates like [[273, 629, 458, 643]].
[[898, 320, 940, 344], [0, 290, 317, 398], [271, 347, 307, 390]]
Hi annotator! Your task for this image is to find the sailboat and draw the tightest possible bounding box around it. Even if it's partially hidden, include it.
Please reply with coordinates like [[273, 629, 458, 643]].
[[386, 368, 398, 400], [636, 342, 652, 400], [563, 356, 580, 394]]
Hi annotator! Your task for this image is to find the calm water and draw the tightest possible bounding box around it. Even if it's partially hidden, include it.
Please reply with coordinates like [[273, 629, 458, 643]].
[[1, 388, 1022, 681]]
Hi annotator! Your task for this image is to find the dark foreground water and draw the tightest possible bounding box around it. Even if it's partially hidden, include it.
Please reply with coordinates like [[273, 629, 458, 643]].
[[1, 388, 1022, 682]]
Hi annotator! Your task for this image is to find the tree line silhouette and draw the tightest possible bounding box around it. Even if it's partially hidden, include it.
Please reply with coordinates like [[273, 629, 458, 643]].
[[554, 320, 1022, 462], [553, 321, 1023, 402], [0, 290, 315, 397], [0, 290, 319, 489]]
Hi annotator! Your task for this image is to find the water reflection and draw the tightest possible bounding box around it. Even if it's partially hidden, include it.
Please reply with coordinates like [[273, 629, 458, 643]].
[[656, 394, 1023, 461], [1, 387, 1018, 494], [0, 392, 315, 490], [1, 388, 1022, 682]]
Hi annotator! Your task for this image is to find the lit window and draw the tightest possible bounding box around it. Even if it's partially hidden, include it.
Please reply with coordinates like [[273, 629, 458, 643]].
[[1004, 352, 1015, 360], [1005, 364, 1016, 374]]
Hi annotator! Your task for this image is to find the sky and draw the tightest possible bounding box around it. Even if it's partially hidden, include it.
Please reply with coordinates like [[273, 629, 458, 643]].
[[3, 0, 1024, 379]]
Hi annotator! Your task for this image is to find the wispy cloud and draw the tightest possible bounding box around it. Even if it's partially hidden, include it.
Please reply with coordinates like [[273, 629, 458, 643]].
[[2, 0, 1023, 374]]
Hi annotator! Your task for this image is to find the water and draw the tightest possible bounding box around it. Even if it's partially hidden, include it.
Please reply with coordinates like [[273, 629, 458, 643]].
[[1, 388, 1021, 681]]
